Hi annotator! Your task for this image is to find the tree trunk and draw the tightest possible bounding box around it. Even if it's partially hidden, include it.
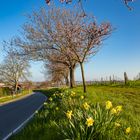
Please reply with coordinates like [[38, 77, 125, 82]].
[[14, 82, 18, 94], [80, 62, 86, 93], [69, 67, 75, 88]]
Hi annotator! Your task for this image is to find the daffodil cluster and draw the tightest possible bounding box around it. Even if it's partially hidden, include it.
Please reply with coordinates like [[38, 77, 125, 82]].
[[70, 91, 76, 97], [106, 100, 112, 109], [83, 102, 90, 110], [43, 90, 132, 140]]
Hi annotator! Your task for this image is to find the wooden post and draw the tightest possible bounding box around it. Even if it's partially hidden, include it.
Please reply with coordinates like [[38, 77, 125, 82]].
[[124, 72, 128, 85]]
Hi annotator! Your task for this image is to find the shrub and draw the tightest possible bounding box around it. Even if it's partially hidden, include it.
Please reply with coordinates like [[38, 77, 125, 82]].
[[0, 87, 11, 97]]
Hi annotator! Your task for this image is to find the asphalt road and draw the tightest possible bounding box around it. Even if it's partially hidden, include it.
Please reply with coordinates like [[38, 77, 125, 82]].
[[0, 93, 47, 140]]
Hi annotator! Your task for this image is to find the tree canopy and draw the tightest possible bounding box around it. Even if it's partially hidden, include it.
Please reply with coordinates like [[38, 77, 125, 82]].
[[45, 0, 134, 10]]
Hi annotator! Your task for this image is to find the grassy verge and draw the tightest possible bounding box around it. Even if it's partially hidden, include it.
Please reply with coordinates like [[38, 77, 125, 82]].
[[73, 85, 140, 133], [10, 86, 140, 140], [0, 90, 32, 104]]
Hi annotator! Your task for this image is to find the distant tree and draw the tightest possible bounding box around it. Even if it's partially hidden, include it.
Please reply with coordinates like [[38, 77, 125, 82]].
[[22, 80, 33, 90], [44, 61, 69, 86], [137, 73, 140, 80], [0, 51, 30, 94], [134, 73, 140, 80], [109, 76, 112, 84]]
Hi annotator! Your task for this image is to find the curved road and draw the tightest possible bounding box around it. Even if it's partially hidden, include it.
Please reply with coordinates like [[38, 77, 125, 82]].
[[0, 93, 47, 140]]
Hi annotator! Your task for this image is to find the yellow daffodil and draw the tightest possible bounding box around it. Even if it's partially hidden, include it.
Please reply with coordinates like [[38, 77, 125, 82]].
[[115, 122, 121, 127], [65, 90, 69, 93], [126, 127, 131, 134], [116, 106, 122, 113], [49, 97, 53, 102], [66, 110, 73, 119], [56, 107, 59, 110], [71, 91, 76, 97], [80, 95, 84, 100], [60, 93, 63, 96], [83, 102, 90, 110], [86, 117, 94, 127], [106, 101, 112, 109], [111, 108, 117, 114]]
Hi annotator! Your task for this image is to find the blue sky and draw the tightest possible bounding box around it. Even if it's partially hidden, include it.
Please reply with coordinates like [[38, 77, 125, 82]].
[[0, 0, 140, 81]]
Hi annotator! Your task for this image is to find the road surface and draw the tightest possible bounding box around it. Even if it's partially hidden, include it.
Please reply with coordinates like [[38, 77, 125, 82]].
[[0, 93, 47, 140]]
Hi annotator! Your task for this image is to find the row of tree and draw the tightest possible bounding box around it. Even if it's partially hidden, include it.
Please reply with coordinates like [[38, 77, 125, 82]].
[[0, 0, 135, 93], [4, 7, 111, 92]]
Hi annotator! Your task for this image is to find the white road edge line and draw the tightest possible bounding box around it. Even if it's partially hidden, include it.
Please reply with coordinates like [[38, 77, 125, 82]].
[[2, 93, 47, 140]]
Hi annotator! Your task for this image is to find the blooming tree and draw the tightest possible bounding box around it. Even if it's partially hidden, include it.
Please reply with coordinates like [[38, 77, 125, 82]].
[[12, 8, 78, 88], [48, 8, 112, 92], [12, 7, 112, 92], [45, 0, 135, 10]]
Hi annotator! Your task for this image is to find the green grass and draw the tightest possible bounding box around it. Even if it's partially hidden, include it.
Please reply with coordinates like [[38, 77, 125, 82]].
[[0, 90, 32, 104], [72, 85, 140, 131], [10, 86, 140, 140]]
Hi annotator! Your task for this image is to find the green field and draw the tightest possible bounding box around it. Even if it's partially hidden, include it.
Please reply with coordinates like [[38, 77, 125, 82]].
[[73, 85, 140, 127], [10, 85, 140, 140]]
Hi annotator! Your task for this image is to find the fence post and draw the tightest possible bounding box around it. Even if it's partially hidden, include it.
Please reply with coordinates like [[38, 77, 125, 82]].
[[124, 72, 128, 85]]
